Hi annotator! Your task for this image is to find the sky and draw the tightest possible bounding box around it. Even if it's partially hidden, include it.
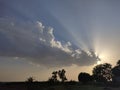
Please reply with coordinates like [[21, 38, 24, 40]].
[[0, 0, 120, 81]]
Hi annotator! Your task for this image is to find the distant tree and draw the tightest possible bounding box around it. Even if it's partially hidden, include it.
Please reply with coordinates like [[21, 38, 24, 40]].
[[48, 77, 56, 83], [48, 71, 58, 82], [112, 60, 120, 82], [112, 60, 120, 76], [92, 63, 112, 82], [48, 69, 67, 83], [117, 60, 120, 66], [52, 71, 58, 82], [58, 69, 67, 82], [78, 72, 92, 84], [112, 66, 120, 76], [27, 76, 35, 83]]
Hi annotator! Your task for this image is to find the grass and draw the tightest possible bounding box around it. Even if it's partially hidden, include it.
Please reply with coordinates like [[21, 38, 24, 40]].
[[43, 85, 103, 90], [70, 85, 103, 90], [1, 82, 120, 90]]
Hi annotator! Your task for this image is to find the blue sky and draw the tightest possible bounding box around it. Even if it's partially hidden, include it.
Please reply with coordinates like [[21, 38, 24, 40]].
[[0, 0, 120, 81]]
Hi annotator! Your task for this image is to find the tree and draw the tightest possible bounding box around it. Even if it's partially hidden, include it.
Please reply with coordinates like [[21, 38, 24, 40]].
[[27, 76, 35, 83], [112, 60, 120, 76], [112, 66, 120, 76], [92, 63, 112, 82], [78, 72, 92, 84], [49, 69, 67, 83], [48, 71, 58, 82], [117, 60, 120, 66], [58, 69, 67, 82], [112, 60, 120, 82], [52, 71, 58, 81]]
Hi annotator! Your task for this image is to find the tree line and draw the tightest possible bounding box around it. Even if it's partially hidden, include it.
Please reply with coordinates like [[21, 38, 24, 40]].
[[27, 60, 120, 84], [78, 60, 120, 84]]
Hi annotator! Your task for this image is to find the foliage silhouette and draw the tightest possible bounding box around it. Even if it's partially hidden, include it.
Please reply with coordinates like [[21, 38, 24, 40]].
[[112, 66, 120, 76], [92, 63, 112, 82], [26, 76, 35, 83], [78, 72, 92, 84], [48, 71, 59, 83], [112, 60, 120, 82], [117, 60, 120, 66], [48, 69, 67, 83], [58, 69, 67, 82]]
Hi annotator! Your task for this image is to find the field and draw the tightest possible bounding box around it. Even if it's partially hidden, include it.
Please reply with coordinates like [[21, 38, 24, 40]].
[[0, 82, 119, 90]]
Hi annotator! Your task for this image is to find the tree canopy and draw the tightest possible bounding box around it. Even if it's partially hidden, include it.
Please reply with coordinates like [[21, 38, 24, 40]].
[[49, 69, 67, 82], [112, 60, 120, 81], [58, 69, 67, 82], [78, 72, 92, 84], [117, 60, 120, 66], [92, 63, 112, 82], [27, 76, 35, 83]]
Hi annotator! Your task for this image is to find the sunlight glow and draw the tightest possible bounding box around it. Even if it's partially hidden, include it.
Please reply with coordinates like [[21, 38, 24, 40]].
[[97, 61, 101, 65]]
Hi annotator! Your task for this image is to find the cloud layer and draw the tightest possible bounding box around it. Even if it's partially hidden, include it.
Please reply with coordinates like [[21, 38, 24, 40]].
[[0, 18, 100, 67]]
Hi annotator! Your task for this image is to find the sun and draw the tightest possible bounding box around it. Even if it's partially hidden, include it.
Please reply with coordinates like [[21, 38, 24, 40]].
[[97, 61, 101, 65]]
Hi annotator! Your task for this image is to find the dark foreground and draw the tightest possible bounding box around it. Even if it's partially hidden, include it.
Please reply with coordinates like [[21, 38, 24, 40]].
[[0, 82, 120, 90]]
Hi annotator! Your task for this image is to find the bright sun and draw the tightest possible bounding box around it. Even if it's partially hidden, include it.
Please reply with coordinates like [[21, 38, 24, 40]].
[[97, 61, 101, 65]]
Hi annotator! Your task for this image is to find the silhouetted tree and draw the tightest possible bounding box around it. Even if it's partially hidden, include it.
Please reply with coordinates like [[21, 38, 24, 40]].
[[112, 66, 120, 76], [27, 76, 35, 83], [26, 77, 36, 90], [49, 69, 67, 83], [78, 72, 92, 84], [48, 78, 56, 83], [52, 71, 58, 82], [48, 71, 58, 82], [117, 60, 120, 66], [58, 69, 67, 82], [112, 60, 120, 82], [92, 63, 112, 82]]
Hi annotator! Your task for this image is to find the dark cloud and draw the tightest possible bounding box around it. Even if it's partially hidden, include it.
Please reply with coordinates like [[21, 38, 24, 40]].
[[0, 18, 100, 67]]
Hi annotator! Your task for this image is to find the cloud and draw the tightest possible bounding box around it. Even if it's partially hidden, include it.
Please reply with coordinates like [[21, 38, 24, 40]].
[[0, 18, 100, 67]]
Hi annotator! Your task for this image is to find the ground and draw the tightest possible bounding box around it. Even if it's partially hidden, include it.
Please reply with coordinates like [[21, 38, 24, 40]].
[[0, 82, 120, 90]]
